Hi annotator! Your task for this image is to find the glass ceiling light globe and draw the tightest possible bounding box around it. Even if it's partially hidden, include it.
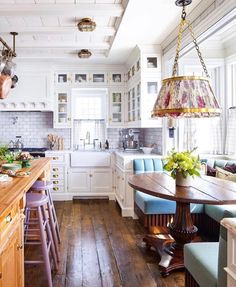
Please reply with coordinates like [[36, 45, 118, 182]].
[[77, 18, 96, 32]]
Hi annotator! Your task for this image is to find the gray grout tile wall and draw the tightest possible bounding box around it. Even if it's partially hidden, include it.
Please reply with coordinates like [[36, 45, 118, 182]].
[[0, 112, 162, 153], [0, 112, 71, 149]]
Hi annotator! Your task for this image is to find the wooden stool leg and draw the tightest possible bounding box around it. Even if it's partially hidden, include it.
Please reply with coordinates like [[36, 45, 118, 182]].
[[38, 206, 53, 287]]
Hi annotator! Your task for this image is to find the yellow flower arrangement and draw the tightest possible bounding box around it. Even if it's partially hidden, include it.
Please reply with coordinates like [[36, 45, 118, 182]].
[[163, 148, 201, 179]]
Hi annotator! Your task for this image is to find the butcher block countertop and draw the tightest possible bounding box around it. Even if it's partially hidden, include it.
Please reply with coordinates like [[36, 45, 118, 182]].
[[0, 157, 51, 214]]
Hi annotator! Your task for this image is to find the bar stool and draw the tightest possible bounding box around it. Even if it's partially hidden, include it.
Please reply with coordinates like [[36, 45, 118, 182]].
[[24, 193, 58, 287], [30, 180, 61, 262]]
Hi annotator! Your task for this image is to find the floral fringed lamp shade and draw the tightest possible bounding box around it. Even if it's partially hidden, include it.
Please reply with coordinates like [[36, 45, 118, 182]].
[[152, 76, 221, 118]]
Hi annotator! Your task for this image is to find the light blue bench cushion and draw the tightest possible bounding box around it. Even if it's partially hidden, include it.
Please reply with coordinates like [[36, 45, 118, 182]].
[[135, 190, 204, 214], [205, 204, 236, 223], [184, 242, 219, 287]]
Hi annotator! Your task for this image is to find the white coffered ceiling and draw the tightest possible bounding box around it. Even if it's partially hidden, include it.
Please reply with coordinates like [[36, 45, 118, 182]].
[[0, 0, 203, 64]]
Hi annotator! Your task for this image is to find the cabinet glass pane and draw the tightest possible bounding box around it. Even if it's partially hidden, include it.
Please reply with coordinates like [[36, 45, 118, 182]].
[[58, 74, 67, 83], [112, 74, 121, 83], [147, 57, 158, 68], [75, 74, 87, 83], [112, 93, 121, 103], [93, 74, 104, 83], [147, 82, 158, 94]]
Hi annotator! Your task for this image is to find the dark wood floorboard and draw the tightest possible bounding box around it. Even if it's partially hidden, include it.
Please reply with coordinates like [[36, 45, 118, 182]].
[[25, 200, 184, 287]]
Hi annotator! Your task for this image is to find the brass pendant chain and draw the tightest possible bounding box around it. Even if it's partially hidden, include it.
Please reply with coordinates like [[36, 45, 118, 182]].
[[172, 6, 210, 78]]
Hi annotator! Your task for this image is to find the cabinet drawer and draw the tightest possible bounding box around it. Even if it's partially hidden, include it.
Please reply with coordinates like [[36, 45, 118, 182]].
[[46, 153, 67, 164], [51, 166, 64, 174], [0, 202, 20, 236], [52, 179, 64, 187], [51, 185, 65, 193]]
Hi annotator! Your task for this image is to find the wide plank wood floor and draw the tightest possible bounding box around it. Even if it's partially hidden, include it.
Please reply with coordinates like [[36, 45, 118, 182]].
[[25, 200, 184, 287]]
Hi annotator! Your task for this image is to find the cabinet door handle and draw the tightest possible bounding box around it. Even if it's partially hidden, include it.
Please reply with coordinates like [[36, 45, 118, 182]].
[[17, 244, 23, 250], [52, 168, 59, 172], [89, 174, 93, 177], [53, 157, 59, 160], [53, 174, 59, 178], [53, 187, 59, 191], [53, 180, 59, 184], [5, 214, 12, 223]]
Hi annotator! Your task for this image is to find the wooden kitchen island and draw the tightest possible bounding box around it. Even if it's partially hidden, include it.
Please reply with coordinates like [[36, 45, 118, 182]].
[[0, 158, 51, 287]]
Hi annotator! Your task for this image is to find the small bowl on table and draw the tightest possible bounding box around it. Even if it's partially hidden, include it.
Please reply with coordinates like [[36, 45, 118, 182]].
[[140, 147, 153, 154]]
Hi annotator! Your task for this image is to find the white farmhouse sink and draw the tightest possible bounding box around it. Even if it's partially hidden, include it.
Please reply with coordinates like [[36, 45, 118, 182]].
[[70, 151, 111, 167]]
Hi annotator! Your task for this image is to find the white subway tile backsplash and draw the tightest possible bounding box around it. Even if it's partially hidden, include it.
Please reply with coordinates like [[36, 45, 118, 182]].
[[0, 112, 70, 149]]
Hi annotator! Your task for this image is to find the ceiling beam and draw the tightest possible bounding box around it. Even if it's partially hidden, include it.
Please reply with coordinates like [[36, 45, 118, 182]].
[[15, 42, 110, 49], [0, 4, 124, 17], [0, 26, 115, 36]]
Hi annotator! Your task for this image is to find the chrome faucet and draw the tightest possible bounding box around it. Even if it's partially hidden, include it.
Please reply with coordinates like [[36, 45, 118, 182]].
[[86, 131, 90, 144]]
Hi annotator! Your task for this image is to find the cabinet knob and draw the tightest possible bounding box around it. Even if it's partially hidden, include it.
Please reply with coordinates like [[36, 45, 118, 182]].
[[53, 180, 59, 184], [52, 168, 59, 172], [17, 244, 23, 250], [89, 174, 93, 177], [53, 157, 59, 160], [5, 214, 12, 223], [53, 187, 59, 191], [53, 174, 59, 178]]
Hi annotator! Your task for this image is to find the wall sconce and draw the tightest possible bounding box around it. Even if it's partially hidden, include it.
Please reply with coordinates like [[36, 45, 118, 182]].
[[152, 0, 221, 118], [77, 18, 96, 32]]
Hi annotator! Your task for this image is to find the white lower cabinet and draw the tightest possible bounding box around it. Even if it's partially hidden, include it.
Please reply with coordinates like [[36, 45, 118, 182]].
[[114, 164, 135, 217], [45, 151, 70, 200], [68, 168, 114, 199], [221, 218, 236, 287]]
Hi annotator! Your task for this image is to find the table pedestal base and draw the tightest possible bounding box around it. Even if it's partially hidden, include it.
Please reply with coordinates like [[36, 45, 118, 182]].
[[144, 230, 186, 276], [143, 201, 198, 276]]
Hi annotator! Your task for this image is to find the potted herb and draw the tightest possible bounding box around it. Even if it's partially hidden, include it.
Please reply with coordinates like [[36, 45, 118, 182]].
[[163, 148, 201, 186]]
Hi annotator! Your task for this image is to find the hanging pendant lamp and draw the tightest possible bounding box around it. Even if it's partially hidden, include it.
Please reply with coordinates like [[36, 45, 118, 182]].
[[152, 0, 221, 118]]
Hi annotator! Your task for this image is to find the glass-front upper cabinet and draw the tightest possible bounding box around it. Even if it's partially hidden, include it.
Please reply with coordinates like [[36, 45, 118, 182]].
[[56, 73, 72, 84], [54, 89, 71, 128], [74, 73, 89, 84], [109, 90, 124, 126], [109, 73, 123, 85]]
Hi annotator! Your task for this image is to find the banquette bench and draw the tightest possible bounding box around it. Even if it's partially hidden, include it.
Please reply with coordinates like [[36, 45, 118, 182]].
[[184, 211, 232, 287], [133, 158, 236, 238]]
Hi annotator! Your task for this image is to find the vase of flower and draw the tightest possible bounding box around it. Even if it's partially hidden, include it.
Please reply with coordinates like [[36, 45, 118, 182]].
[[176, 171, 192, 187], [163, 148, 201, 186]]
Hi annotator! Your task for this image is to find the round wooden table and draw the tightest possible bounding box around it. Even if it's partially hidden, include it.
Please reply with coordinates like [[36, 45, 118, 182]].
[[128, 172, 236, 276]]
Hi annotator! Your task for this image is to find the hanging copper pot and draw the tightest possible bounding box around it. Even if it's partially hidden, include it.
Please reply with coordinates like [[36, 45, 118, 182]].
[[0, 74, 12, 99]]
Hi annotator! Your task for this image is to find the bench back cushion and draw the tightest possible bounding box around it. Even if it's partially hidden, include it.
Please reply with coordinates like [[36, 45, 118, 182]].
[[133, 158, 163, 174]]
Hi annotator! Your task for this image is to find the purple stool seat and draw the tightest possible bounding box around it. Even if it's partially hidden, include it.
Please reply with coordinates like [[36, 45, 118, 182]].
[[26, 193, 48, 208], [32, 180, 53, 190]]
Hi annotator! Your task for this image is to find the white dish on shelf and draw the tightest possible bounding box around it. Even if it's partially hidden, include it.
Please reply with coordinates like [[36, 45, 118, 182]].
[[140, 147, 153, 154]]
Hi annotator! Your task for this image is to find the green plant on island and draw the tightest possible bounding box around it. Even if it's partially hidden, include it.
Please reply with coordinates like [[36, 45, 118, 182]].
[[163, 147, 201, 179], [0, 145, 9, 161]]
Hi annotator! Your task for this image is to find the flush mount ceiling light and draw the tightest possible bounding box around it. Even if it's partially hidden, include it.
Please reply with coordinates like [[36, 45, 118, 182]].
[[152, 0, 221, 118], [77, 18, 96, 32], [78, 49, 92, 59]]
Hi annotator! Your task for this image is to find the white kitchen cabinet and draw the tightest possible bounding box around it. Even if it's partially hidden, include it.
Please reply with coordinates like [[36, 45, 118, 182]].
[[68, 168, 113, 198], [45, 151, 70, 200], [54, 88, 72, 128], [0, 68, 53, 111], [221, 218, 236, 287], [125, 46, 163, 128], [108, 88, 125, 127], [114, 151, 162, 217]]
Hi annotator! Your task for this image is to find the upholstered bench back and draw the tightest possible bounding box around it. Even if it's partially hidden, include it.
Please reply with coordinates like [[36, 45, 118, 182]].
[[133, 158, 163, 174]]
